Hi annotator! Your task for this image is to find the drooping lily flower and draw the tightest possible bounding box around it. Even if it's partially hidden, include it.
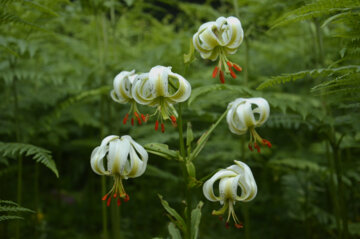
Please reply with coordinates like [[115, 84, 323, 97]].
[[203, 160, 257, 228], [193, 16, 244, 83], [90, 135, 148, 206], [132, 66, 191, 132], [110, 70, 148, 125], [227, 97, 271, 153]]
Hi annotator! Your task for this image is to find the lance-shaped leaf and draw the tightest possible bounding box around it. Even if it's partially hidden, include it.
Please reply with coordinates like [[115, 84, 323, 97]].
[[168, 222, 182, 239], [186, 122, 194, 155], [189, 110, 228, 161], [191, 201, 203, 239], [184, 38, 195, 64], [145, 143, 180, 161], [158, 194, 187, 233]]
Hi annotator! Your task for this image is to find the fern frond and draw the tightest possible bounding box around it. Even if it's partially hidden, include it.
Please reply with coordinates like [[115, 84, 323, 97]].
[[272, 0, 360, 28], [0, 199, 34, 222], [266, 114, 313, 130], [0, 142, 59, 177], [0, 215, 24, 222], [257, 65, 360, 90]]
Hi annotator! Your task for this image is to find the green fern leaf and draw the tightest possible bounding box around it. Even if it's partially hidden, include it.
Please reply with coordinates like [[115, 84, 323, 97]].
[[0, 142, 59, 177], [272, 0, 360, 28], [0, 215, 24, 222]]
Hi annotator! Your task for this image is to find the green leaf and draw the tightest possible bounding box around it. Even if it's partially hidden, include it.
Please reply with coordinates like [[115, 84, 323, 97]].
[[184, 38, 195, 64], [191, 201, 203, 239], [144, 143, 180, 161], [189, 109, 228, 161], [158, 194, 186, 233], [186, 122, 194, 155], [0, 142, 59, 177], [168, 222, 182, 239]]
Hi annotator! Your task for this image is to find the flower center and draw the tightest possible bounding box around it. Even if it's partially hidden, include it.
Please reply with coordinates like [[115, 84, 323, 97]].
[[212, 199, 243, 229], [152, 97, 178, 133], [248, 127, 272, 153], [122, 101, 148, 126], [212, 48, 242, 84], [102, 175, 130, 207]]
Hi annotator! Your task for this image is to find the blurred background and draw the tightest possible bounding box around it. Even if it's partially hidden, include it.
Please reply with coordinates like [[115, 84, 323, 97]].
[[0, 0, 359, 238]]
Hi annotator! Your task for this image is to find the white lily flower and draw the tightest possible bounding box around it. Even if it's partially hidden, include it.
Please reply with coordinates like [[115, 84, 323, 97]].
[[110, 70, 148, 126], [203, 160, 257, 228], [90, 135, 148, 206], [227, 97, 272, 152], [132, 65, 191, 132], [193, 16, 244, 83]]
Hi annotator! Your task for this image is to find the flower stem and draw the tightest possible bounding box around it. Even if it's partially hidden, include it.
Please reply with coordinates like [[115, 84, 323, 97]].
[[177, 103, 192, 239]]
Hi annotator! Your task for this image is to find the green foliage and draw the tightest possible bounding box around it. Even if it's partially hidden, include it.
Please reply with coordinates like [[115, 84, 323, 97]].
[[0, 200, 34, 222], [0, 142, 58, 177]]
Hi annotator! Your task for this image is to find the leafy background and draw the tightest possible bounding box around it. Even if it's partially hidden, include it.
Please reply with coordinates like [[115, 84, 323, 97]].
[[0, 0, 359, 238]]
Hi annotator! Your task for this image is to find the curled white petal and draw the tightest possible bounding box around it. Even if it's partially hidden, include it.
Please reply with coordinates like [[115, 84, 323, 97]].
[[111, 70, 136, 104], [193, 16, 244, 60], [90, 135, 148, 179], [202, 160, 257, 204], [226, 97, 270, 135]]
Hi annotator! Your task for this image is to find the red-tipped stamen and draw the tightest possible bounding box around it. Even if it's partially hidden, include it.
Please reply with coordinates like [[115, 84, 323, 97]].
[[113, 193, 117, 198], [220, 70, 225, 84], [248, 144, 253, 151], [155, 120, 159, 131], [212, 66, 219, 78], [218, 216, 223, 221], [131, 118, 134, 126], [107, 196, 112, 207], [225, 222, 230, 229], [117, 198, 121, 206], [170, 115, 177, 127], [262, 139, 272, 148], [141, 114, 147, 122], [233, 64, 242, 72], [226, 61, 233, 68], [123, 113, 129, 125], [235, 223, 243, 229], [102, 194, 108, 201], [124, 194, 130, 202], [134, 112, 142, 125], [254, 143, 261, 153], [161, 123, 165, 133], [229, 68, 236, 79]]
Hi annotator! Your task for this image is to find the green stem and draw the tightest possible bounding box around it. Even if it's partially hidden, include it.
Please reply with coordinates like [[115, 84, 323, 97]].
[[177, 103, 192, 239], [12, 75, 22, 239], [332, 141, 348, 239], [240, 137, 250, 239], [326, 141, 341, 236]]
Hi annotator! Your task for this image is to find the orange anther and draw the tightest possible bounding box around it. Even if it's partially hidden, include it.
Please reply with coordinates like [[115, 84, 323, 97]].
[[102, 194, 108, 201], [225, 222, 230, 229], [220, 70, 225, 84], [212, 66, 219, 78], [235, 223, 243, 229], [262, 139, 272, 148], [233, 64, 242, 72], [254, 142, 261, 153], [248, 144, 253, 151], [123, 114, 129, 125], [107, 196, 112, 207], [155, 120, 159, 131], [124, 194, 130, 202], [117, 198, 121, 206], [161, 123, 165, 133], [229, 68, 236, 79], [226, 61, 233, 67], [131, 118, 134, 126], [113, 193, 117, 198]]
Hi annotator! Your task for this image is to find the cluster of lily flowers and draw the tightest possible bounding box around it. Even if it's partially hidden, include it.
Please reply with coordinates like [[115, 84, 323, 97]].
[[90, 16, 273, 231], [110, 66, 191, 132]]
